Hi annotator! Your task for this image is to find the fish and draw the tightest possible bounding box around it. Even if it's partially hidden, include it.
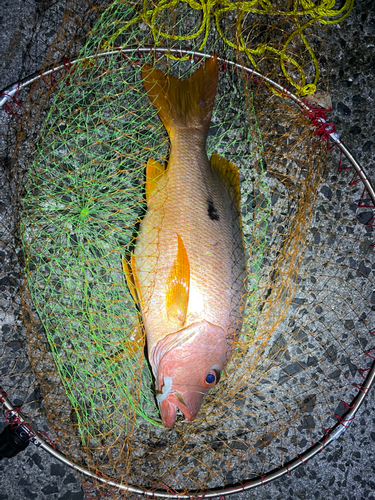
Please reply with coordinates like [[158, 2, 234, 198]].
[[123, 56, 247, 428]]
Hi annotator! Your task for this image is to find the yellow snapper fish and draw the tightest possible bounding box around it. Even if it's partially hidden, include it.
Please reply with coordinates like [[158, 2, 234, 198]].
[[123, 56, 247, 428]]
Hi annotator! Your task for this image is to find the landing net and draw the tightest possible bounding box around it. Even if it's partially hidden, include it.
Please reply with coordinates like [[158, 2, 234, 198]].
[[2, 1, 374, 498]]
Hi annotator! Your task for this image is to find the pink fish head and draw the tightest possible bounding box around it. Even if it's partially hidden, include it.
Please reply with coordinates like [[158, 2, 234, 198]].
[[150, 320, 232, 428]]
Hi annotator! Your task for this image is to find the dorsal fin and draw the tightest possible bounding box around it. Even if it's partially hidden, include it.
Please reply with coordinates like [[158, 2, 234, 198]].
[[142, 56, 218, 139], [210, 153, 241, 212], [165, 233, 190, 326]]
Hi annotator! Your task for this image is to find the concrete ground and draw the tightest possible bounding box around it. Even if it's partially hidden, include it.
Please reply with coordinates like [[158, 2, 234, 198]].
[[0, 0, 374, 499]]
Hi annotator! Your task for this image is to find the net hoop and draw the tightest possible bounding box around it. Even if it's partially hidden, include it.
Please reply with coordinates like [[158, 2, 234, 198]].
[[1, 47, 374, 498]]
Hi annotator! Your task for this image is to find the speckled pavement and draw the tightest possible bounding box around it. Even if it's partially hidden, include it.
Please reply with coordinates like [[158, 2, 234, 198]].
[[0, 1, 374, 499]]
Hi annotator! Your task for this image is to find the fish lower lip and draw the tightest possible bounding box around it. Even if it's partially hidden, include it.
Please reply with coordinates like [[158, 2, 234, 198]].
[[159, 393, 195, 427], [159, 397, 177, 428]]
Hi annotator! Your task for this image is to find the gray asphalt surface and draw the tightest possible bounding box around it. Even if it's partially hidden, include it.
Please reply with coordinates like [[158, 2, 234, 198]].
[[0, 1, 374, 499]]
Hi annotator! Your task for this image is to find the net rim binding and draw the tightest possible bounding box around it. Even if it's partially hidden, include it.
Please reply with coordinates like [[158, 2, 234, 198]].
[[0, 47, 374, 498]]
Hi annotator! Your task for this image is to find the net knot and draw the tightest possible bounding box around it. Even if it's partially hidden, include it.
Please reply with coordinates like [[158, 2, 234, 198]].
[[36, 431, 57, 449], [341, 400, 356, 411], [314, 120, 336, 141], [353, 383, 371, 395], [62, 56, 73, 70], [299, 83, 317, 96], [305, 107, 336, 141], [359, 368, 371, 379], [80, 207, 90, 218], [0, 81, 21, 106], [1, 82, 22, 120], [5, 409, 23, 427], [335, 414, 355, 428]]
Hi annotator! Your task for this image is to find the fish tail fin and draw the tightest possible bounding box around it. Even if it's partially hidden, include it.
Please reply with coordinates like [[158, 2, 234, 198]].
[[142, 55, 218, 138]]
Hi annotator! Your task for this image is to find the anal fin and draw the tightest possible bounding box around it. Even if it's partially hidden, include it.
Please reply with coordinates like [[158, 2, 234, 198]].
[[122, 254, 143, 309], [146, 158, 164, 204], [110, 324, 145, 361], [165, 234, 190, 326]]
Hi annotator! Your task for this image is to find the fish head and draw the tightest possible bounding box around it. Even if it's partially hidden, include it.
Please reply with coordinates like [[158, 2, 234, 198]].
[[150, 320, 232, 428]]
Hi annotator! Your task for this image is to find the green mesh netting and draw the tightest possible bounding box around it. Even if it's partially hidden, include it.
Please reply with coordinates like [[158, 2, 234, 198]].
[[20, 3, 269, 443]]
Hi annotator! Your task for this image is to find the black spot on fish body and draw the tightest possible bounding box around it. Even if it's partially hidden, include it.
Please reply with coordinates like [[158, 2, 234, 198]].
[[207, 199, 219, 221]]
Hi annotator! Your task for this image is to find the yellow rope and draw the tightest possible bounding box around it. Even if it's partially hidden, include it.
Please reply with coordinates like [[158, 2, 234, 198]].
[[105, 0, 354, 95]]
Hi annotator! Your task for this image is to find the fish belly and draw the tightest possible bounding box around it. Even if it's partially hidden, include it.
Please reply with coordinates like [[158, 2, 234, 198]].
[[133, 133, 247, 358]]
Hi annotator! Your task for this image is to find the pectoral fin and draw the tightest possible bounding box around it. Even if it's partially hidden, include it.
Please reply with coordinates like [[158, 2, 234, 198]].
[[165, 234, 190, 326], [210, 153, 241, 212]]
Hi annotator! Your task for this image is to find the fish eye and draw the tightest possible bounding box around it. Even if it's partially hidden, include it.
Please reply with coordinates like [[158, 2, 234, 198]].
[[204, 369, 221, 387]]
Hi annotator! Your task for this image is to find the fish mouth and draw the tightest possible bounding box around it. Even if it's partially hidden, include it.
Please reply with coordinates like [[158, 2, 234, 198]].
[[158, 393, 194, 428]]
